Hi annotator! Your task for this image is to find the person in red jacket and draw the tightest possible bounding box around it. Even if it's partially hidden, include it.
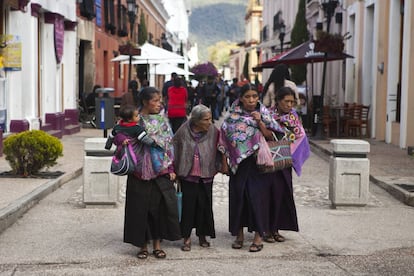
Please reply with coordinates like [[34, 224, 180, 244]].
[[167, 76, 188, 133]]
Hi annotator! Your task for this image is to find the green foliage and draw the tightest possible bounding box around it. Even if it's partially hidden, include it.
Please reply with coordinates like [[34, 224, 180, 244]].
[[189, 3, 245, 62], [207, 41, 238, 68], [290, 0, 308, 85], [138, 13, 147, 46], [3, 130, 63, 177]]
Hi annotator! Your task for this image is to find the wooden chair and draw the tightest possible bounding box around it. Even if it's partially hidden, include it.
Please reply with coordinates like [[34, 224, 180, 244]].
[[360, 105, 370, 137], [344, 104, 363, 137], [340, 102, 355, 135], [322, 105, 336, 137]]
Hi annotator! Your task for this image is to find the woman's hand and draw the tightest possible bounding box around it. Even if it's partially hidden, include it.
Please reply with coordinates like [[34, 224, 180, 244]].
[[169, 172, 176, 181], [251, 111, 261, 123]]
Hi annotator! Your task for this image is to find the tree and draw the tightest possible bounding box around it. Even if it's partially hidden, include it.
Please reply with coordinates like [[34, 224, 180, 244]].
[[290, 0, 308, 84], [242, 52, 250, 81], [207, 41, 238, 68], [190, 62, 218, 81], [138, 13, 147, 46]]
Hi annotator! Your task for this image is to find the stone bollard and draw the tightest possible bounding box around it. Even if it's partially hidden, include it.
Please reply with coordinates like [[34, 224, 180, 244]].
[[329, 139, 370, 208], [83, 138, 122, 206]]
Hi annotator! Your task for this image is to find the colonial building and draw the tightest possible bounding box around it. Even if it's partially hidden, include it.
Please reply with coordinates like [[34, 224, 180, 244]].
[[342, 0, 414, 149], [229, 0, 262, 83]]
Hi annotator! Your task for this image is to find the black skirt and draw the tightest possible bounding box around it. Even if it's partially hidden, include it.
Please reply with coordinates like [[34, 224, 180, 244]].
[[180, 179, 216, 239], [123, 175, 181, 248], [228, 155, 276, 237]]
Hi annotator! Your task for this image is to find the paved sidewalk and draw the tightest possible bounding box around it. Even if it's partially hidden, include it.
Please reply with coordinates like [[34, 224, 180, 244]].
[[0, 128, 414, 275], [1, 128, 414, 234]]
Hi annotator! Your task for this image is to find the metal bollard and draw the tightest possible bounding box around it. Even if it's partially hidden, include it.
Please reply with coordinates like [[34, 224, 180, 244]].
[[329, 139, 370, 208]]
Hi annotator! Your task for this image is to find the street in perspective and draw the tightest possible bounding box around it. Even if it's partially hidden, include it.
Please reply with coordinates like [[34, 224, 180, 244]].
[[0, 127, 414, 275]]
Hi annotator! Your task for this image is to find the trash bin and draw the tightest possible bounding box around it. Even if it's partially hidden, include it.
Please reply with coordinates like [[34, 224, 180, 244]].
[[95, 87, 115, 137], [329, 139, 370, 208], [83, 138, 124, 205]]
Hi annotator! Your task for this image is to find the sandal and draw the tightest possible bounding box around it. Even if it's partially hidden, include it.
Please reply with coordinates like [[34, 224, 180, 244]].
[[153, 249, 167, 259], [249, 243, 263, 253], [263, 234, 276, 243], [137, 249, 148, 259], [231, 240, 244, 249], [199, 237, 210, 248], [273, 233, 286, 242], [181, 241, 191, 252]]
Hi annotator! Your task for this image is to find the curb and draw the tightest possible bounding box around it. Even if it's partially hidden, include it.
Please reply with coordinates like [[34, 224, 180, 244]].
[[0, 168, 83, 234], [309, 139, 414, 207]]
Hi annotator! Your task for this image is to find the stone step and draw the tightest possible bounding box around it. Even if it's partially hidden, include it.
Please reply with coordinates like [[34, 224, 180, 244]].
[[63, 124, 81, 135]]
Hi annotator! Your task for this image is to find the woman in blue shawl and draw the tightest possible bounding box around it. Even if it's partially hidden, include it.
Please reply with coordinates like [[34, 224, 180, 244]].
[[115, 87, 181, 260]]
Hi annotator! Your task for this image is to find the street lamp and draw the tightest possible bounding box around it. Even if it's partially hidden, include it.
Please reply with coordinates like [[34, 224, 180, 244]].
[[314, 0, 338, 139], [279, 21, 286, 53], [127, 0, 138, 84]]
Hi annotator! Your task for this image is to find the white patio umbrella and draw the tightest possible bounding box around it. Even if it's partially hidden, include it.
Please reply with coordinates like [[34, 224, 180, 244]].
[[112, 42, 185, 64], [149, 63, 194, 76]]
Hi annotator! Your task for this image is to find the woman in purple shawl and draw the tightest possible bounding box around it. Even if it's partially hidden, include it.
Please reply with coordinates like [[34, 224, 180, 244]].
[[263, 86, 310, 243], [218, 85, 286, 253]]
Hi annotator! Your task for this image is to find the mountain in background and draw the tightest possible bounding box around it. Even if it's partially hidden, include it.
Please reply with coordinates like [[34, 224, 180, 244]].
[[189, 1, 246, 64]]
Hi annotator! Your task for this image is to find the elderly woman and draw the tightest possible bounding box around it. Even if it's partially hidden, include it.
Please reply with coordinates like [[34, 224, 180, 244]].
[[172, 104, 222, 251], [263, 86, 310, 243], [219, 85, 287, 253], [115, 87, 181, 260]]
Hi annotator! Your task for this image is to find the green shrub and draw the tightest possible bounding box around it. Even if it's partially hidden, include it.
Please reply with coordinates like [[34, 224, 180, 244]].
[[3, 130, 63, 177]]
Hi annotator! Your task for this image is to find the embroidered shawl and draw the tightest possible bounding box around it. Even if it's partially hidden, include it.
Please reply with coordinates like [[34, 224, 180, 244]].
[[218, 100, 286, 174], [270, 108, 310, 176]]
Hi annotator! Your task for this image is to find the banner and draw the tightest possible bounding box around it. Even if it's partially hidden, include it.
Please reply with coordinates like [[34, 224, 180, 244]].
[[0, 35, 22, 71]]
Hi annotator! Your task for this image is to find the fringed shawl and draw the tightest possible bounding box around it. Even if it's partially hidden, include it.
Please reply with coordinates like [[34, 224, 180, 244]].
[[270, 108, 310, 176], [218, 100, 286, 174]]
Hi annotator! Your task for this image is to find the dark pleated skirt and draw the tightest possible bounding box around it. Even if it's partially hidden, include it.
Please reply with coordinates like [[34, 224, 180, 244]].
[[180, 179, 216, 239], [229, 155, 275, 237], [123, 175, 181, 248], [263, 168, 299, 232]]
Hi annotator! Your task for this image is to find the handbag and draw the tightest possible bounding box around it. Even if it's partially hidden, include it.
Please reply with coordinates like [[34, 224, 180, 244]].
[[110, 144, 137, 176], [258, 132, 292, 173], [176, 180, 183, 222]]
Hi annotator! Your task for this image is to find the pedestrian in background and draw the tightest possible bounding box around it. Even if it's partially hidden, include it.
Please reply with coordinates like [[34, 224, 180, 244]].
[[172, 104, 223, 252], [262, 86, 310, 243], [262, 64, 299, 108], [121, 80, 140, 109], [201, 75, 220, 121], [167, 76, 188, 133], [162, 72, 178, 111], [116, 86, 181, 260], [218, 84, 287, 253]]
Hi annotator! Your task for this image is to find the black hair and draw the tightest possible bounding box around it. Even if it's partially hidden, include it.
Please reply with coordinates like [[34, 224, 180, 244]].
[[275, 86, 296, 103], [119, 105, 137, 121], [139, 86, 160, 107], [263, 64, 291, 95], [239, 83, 257, 97], [173, 76, 182, 87]]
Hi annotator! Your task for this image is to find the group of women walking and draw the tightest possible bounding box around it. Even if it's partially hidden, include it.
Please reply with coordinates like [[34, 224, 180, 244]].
[[113, 65, 310, 259]]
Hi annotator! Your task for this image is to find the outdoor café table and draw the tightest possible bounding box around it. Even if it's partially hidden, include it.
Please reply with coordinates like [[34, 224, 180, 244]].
[[330, 105, 346, 137]]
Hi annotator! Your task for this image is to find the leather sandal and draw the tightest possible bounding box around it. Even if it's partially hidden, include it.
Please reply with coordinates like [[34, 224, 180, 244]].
[[199, 236, 210, 247], [263, 233, 276, 243], [137, 249, 148, 259], [249, 243, 263, 252], [273, 233, 286, 242], [153, 249, 166, 259], [231, 240, 243, 249], [181, 241, 191, 251]]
